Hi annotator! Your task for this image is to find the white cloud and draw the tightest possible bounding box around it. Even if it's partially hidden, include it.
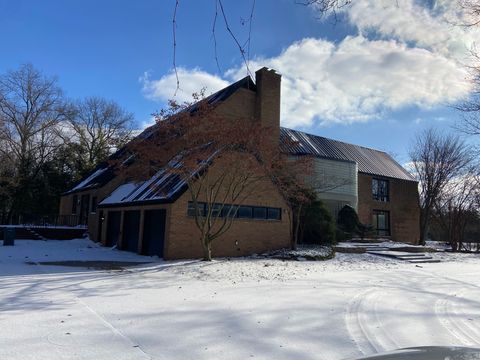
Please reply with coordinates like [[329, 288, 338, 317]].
[[228, 36, 470, 127], [140, 68, 229, 103], [137, 116, 157, 131], [347, 0, 480, 61], [140, 0, 474, 128]]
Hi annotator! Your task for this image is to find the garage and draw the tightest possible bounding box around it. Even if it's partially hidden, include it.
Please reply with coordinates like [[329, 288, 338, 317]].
[[105, 211, 121, 247], [142, 209, 166, 257], [122, 210, 140, 252]]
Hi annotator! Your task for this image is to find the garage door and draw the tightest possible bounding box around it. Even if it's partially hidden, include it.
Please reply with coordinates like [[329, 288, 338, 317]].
[[105, 211, 121, 247], [122, 210, 140, 253], [142, 209, 166, 257]]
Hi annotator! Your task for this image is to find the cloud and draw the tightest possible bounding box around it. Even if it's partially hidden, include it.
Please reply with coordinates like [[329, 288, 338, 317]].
[[137, 116, 157, 131], [347, 0, 480, 61], [140, 68, 229, 103], [228, 36, 470, 127], [141, 0, 473, 128]]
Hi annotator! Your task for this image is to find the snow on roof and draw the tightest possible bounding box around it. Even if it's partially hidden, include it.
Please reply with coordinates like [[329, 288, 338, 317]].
[[99, 182, 144, 206], [99, 151, 217, 207], [70, 167, 109, 192]]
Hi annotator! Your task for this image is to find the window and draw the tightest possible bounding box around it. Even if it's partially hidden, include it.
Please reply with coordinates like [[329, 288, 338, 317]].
[[253, 207, 267, 219], [187, 202, 206, 217], [372, 178, 389, 202], [187, 202, 281, 221], [372, 210, 390, 236], [221, 205, 235, 218], [238, 206, 253, 219], [91, 197, 98, 214], [267, 208, 281, 220], [209, 203, 221, 217], [72, 195, 78, 214]]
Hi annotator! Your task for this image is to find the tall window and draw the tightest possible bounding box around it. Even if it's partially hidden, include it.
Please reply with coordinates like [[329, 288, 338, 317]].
[[372, 178, 389, 202], [372, 210, 390, 236], [187, 202, 281, 221]]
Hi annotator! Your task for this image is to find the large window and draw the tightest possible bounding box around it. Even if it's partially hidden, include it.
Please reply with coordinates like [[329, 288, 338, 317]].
[[372, 210, 390, 236], [372, 178, 389, 202], [187, 202, 281, 221]]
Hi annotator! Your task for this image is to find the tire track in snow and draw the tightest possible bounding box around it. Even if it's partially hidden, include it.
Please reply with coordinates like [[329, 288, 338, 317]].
[[435, 289, 480, 347], [76, 297, 153, 359], [345, 287, 398, 356]]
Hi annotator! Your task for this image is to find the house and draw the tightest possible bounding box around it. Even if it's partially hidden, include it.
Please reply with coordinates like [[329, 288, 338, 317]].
[[59, 67, 420, 259]]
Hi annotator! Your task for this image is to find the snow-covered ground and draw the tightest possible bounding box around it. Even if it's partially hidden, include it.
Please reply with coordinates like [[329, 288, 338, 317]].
[[1, 239, 479, 360]]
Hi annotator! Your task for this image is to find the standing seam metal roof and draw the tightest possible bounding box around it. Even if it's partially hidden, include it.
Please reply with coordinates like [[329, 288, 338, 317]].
[[280, 127, 416, 181]]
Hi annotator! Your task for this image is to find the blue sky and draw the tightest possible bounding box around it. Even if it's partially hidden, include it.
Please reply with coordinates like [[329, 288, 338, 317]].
[[0, 0, 477, 163]]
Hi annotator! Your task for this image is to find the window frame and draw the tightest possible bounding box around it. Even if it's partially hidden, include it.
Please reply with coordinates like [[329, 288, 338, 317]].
[[372, 178, 390, 202], [372, 210, 390, 236], [187, 202, 281, 221]]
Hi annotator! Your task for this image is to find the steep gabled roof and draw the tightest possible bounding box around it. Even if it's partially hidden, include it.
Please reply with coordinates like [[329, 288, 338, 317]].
[[99, 159, 186, 207], [98, 151, 217, 208], [280, 127, 415, 181], [64, 77, 255, 195], [63, 164, 115, 195], [137, 75, 256, 140]]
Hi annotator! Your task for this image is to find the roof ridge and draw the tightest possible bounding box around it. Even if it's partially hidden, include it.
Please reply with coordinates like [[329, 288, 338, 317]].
[[280, 127, 390, 155]]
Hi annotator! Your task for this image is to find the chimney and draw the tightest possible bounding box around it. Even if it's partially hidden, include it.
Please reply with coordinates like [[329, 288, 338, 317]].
[[255, 67, 281, 145]]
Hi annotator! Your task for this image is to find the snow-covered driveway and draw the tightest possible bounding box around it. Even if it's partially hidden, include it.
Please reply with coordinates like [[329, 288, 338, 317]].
[[1, 239, 479, 360]]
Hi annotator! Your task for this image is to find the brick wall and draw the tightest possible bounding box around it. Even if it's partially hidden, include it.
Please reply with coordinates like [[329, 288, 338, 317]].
[[58, 174, 124, 241], [164, 157, 291, 259], [357, 173, 420, 244]]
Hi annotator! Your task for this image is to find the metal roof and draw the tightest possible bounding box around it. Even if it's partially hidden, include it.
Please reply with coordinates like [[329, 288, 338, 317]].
[[280, 127, 416, 181], [65, 77, 255, 195], [64, 165, 115, 195], [98, 158, 187, 207], [137, 76, 256, 141], [98, 151, 217, 207]]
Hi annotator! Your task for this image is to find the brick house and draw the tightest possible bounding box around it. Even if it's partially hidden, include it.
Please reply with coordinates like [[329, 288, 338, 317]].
[[59, 67, 420, 259]]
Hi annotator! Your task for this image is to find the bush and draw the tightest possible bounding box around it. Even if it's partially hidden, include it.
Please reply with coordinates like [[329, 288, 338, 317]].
[[337, 205, 374, 240], [300, 199, 337, 246], [337, 205, 359, 233]]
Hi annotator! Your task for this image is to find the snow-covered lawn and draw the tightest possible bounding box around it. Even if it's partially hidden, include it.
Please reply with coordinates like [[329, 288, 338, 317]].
[[1, 239, 479, 360]]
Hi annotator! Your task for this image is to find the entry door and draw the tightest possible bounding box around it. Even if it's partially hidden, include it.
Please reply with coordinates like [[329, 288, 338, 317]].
[[105, 211, 121, 247], [122, 210, 141, 253], [142, 209, 166, 257], [79, 194, 90, 225]]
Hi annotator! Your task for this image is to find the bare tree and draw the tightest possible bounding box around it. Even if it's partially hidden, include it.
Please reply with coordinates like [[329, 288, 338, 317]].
[[435, 169, 480, 251], [65, 97, 134, 177], [456, 51, 480, 146], [122, 92, 315, 260], [409, 128, 472, 245], [0, 64, 70, 222]]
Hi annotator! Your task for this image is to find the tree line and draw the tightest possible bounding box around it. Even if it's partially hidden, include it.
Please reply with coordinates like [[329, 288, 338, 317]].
[[0, 64, 134, 224]]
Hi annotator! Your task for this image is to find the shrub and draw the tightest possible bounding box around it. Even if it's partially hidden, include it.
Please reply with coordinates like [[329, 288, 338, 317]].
[[300, 199, 336, 246], [337, 205, 359, 233], [337, 205, 374, 240]]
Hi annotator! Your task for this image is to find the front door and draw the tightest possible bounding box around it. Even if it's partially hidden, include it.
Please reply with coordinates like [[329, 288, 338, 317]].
[[79, 194, 90, 225]]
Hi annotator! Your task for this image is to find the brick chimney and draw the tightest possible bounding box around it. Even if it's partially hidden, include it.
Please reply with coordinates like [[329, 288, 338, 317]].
[[255, 67, 281, 145]]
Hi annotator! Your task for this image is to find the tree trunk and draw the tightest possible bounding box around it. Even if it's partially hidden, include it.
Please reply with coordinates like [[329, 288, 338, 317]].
[[202, 237, 212, 261], [292, 204, 302, 250], [419, 208, 430, 246]]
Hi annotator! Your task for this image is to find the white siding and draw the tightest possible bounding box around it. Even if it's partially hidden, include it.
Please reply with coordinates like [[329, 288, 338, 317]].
[[309, 158, 358, 217]]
